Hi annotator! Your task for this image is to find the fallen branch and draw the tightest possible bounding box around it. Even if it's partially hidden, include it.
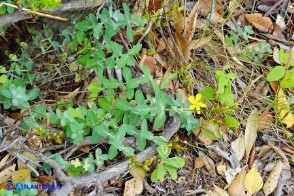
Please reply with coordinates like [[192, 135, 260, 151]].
[[0, 0, 109, 26], [32, 115, 180, 195]]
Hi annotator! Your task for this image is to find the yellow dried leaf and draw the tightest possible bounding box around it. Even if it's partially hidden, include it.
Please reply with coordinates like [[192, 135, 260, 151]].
[[129, 166, 146, 178], [217, 162, 226, 175], [0, 154, 10, 169], [245, 13, 273, 32], [59, 87, 80, 100], [12, 169, 31, 183], [17, 151, 39, 170], [244, 167, 263, 194], [275, 88, 294, 128], [123, 177, 143, 196], [263, 160, 283, 195]]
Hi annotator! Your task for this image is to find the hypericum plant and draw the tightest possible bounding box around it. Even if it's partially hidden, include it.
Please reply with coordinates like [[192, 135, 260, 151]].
[[151, 145, 185, 182], [266, 48, 294, 88], [225, 25, 272, 61], [0, 77, 40, 109]]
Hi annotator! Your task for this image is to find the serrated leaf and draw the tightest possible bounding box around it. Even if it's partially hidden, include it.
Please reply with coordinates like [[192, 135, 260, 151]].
[[244, 167, 263, 194], [266, 66, 285, 81]]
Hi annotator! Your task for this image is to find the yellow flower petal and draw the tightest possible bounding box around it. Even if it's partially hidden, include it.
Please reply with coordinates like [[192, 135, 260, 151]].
[[199, 103, 207, 108], [188, 96, 196, 103], [195, 93, 202, 102], [189, 105, 196, 110]]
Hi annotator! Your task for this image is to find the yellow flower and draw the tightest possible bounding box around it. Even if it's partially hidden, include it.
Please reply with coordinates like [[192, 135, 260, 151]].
[[83, 161, 91, 171], [188, 93, 207, 114], [71, 158, 81, 168]]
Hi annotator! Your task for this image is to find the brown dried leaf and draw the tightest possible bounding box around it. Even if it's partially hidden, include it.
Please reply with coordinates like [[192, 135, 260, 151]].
[[188, 35, 213, 50], [0, 164, 16, 183], [228, 169, 249, 196], [263, 160, 283, 195], [183, 2, 199, 41], [194, 157, 205, 169], [276, 14, 286, 30], [245, 109, 258, 161], [245, 13, 273, 32], [256, 110, 274, 131], [142, 56, 157, 76], [0, 154, 10, 169], [59, 87, 80, 100], [231, 133, 245, 161], [123, 177, 143, 196]]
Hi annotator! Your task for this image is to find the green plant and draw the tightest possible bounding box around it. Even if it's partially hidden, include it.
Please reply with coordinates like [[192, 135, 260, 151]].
[[151, 145, 185, 182], [266, 49, 294, 88]]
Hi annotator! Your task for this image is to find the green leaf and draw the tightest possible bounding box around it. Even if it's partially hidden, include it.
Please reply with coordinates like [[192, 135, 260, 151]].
[[279, 49, 292, 65], [52, 154, 70, 169], [280, 69, 294, 88], [75, 20, 92, 31], [122, 67, 132, 81], [201, 87, 215, 100], [127, 78, 140, 88], [0, 75, 7, 84], [152, 136, 167, 146], [76, 31, 85, 43], [117, 54, 128, 68], [115, 98, 132, 111], [90, 124, 109, 143], [266, 66, 286, 81], [88, 82, 102, 101], [165, 165, 178, 180], [137, 119, 153, 151], [128, 44, 142, 56], [135, 90, 145, 105], [0, 66, 6, 73], [157, 145, 171, 160], [165, 157, 185, 168], [160, 73, 177, 89], [86, 109, 97, 126], [153, 112, 166, 129], [151, 163, 166, 182], [132, 104, 152, 115], [224, 116, 240, 128], [93, 23, 102, 40], [27, 88, 40, 100]]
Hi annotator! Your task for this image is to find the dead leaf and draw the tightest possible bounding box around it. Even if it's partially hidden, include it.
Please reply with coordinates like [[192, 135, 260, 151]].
[[0, 154, 10, 169], [188, 35, 213, 50], [253, 110, 274, 131], [217, 162, 227, 175], [183, 2, 199, 41], [194, 157, 205, 169], [244, 167, 263, 194], [245, 110, 258, 161], [78, 145, 90, 153], [276, 14, 286, 30], [0, 164, 16, 183], [231, 133, 245, 161], [59, 87, 80, 100], [245, 13, 274, 32], [17, 151, 39, 170], [207, 184, 229, 196], [263, 160, 283, 195], [123, 177, 143, 196], [142, 56, 157, 77], [228, 169, 249, 196], [129, 166, 146, 178], [269, 144, 290, 168], [37, 176, 56, 184], [12, 169, 31, 182], [274, 88, 294, 128], [224, 167, 242, 184]]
